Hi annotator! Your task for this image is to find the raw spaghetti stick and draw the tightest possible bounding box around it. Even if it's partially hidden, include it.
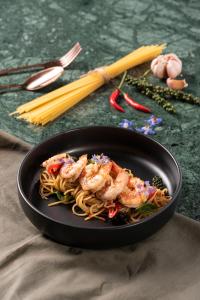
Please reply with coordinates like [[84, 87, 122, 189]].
[[12, 44, 166, 125]]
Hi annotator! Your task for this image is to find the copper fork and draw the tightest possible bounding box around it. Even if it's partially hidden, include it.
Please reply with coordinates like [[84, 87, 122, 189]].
[[0, 43, 82, 91], [0, 42, 82, 76]]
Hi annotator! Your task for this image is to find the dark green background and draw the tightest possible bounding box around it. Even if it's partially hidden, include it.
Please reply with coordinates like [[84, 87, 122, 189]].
[[0, 0, 199, 220]]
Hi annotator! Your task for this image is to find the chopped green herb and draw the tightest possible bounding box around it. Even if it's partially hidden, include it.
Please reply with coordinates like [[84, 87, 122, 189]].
[[54, 191, 73, 202], [48, 192, 74, 207], [136, 203, 158, 215], [55, 191, 63, 201]]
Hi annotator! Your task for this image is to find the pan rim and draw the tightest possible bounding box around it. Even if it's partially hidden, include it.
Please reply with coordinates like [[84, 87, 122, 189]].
[[17, 126, 182, 230]]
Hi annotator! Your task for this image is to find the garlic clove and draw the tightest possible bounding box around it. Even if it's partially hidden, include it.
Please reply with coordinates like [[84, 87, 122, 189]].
[[150, 55, 163, 69], [166, 59, 182, 79], [165, 53, 182, 65], [154, 62, 167, 79], [151, 53, 183, 79], [151, 56, 167, 79], [166, 78, 188, 90]]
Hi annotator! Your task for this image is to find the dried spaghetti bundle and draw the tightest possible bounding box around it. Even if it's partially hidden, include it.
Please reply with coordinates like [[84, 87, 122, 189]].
[[12, 44, 165, 125]]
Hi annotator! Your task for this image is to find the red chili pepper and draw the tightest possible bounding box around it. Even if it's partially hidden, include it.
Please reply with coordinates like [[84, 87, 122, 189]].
[[109, 89, 125, 113], [47, 163, 62, 175], [123, 93, 151, 113], [108, 203, 121, 218]]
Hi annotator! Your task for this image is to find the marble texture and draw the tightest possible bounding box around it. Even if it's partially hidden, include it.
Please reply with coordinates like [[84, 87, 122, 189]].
[[0, 0, 200, 220]]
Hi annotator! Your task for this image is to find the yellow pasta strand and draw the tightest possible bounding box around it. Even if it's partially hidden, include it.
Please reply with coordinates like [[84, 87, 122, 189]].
[[18, 80, 100, 125], [12, 44, 166, 125]]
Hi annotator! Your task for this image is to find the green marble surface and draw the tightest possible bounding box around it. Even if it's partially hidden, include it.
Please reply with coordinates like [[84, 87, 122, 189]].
[[0, 0, 199, 220]]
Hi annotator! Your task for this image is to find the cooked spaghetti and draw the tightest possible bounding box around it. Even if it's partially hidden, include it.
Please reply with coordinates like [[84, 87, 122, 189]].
[[39, 153, 171, 224]]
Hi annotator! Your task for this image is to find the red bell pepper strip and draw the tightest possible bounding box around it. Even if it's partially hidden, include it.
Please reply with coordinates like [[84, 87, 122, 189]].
[[47, 163, 62, 175], [123, 93, 151, 113], [109, 88, 125, 113]]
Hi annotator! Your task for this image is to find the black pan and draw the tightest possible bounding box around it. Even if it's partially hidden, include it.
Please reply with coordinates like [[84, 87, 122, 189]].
[[17, 126, 182, 248]]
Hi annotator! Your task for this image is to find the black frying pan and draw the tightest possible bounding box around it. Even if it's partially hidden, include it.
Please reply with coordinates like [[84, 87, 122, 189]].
[[17, 126, 182, 248]]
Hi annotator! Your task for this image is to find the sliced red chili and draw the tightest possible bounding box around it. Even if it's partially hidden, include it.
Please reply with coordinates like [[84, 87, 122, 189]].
[[108, 207, 118, 218], [123, 93, 151, 113], [148, 189, 157, 200], [109, 89, 125, 113], [47, 163, 62, 175], [108, 203, 121, 218]]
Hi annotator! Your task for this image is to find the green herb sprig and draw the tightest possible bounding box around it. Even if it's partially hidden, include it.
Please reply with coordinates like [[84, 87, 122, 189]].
[[136, 203, 158, 216], [125, 74, 200, 112], [48, 192, 74, 206]]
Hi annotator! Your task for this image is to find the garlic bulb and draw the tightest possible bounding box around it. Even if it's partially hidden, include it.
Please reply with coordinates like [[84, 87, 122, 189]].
[[151, 53, 182, 79], [166, 78, 188, 90]]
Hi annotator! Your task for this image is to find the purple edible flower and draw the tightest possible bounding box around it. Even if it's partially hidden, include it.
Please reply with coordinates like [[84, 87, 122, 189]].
[[135, 182, 146, 193], [144, 185, 156, 198], [100, 154, 110, 164], [66, 158, 75, 163], [144, 190, 150, 197], [136, 183, 143, 190], [147, 115, 163, 127], [144, 180, 150, 186], [91, 154, 99, 164], [91, 154, 110, 164], [118, 119, 134, 129], [61, 158, 74, 166], [136, 125, 156, 135], [147, 186, 156, 195]]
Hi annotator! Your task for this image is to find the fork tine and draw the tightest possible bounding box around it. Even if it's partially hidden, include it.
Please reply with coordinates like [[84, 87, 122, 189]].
[[60, 48, 82, 67], [60, 49, 82, 68], [59, 43, 82, 68], [59, 43, 81, 61], [59, 52, 80, 69], [60, 46, 81, 64]]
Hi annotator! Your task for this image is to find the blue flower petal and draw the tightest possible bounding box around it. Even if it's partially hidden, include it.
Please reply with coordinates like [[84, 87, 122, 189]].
[[146, 129, 156, 135], [147, 115, 163, 126], [119, 119, 134, 129], [136, 125, 156, 135], [136, 128, 144, 133], [91, 154, 110, 164]]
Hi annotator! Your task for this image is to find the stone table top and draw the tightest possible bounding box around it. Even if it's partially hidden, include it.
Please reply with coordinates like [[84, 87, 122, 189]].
[[0, 0, 199, 220]]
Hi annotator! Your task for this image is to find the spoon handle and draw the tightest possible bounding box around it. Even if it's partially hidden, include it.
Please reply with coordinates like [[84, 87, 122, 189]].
[[0, 63, 45, 76], [0, 84, 22, 89]]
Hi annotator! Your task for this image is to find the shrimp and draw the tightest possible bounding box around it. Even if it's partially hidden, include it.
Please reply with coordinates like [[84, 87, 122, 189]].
[[60, 154, 87, 182], [119, 177, 151, 208], [79, 162, 112, 193], [42, 153, 67, 168], [111, 161, 122, 174], [119, 187, 147, 208], [97, 170, 129, 201], [128, 176, 144, 189]]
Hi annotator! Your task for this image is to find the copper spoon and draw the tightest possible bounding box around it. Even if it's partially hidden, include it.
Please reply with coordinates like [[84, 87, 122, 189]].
[[0, 66, 64, 91], [0, 42, 82, 76], [0, 42, 82, 91]]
